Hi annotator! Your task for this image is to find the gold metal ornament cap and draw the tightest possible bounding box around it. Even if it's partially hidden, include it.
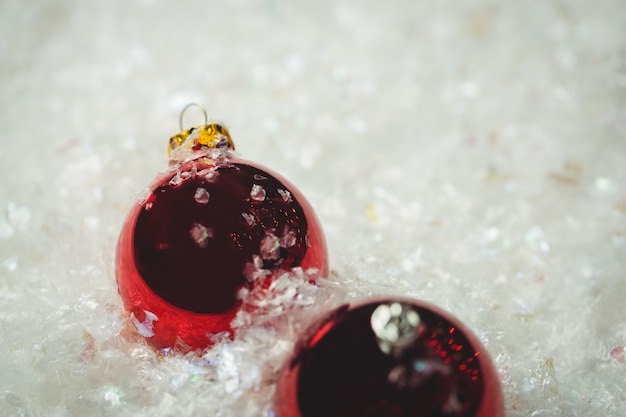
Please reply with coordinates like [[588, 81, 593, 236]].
[[168, 103, 235, 156]]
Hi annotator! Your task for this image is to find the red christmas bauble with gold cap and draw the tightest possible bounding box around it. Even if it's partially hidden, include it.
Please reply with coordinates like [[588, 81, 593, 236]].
[[116, 106, 328, 351]]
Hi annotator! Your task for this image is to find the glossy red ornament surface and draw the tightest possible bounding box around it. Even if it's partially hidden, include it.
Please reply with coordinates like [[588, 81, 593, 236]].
[[275, 298, 503, 417], [116, 151, 328, 351]]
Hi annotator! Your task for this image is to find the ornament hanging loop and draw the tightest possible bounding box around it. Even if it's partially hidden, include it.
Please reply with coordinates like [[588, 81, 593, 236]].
[[179, 103, 208, 131]]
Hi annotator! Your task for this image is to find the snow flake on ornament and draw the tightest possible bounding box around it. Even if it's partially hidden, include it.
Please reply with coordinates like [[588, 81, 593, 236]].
[[260, 232, 281, 262], [241, 212, 256, 227], [137, 190, 156, 211], [194, 187, 210, 204], [169, 172, 184, 187], [277, 188, 292, 203], [197, 167, 220, 183], [136, 187, 152, 205], [280, 229, 297, 248], [244, 254, 272, 283], [179, 167, 196, 182], [169, 167, 198, 187], [130, 310, 159, 337], [189, 222, 214, 248], [250, 184, 266, 202], [204, 149, 235, 170]]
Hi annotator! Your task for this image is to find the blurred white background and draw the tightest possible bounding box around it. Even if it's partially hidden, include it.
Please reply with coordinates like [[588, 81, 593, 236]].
[[1, 1, 625, 416]]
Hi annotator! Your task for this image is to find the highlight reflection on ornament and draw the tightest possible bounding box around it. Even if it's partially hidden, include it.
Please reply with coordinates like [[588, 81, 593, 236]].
[[275, 298, 503, 417], [115, 105, 328, 351]]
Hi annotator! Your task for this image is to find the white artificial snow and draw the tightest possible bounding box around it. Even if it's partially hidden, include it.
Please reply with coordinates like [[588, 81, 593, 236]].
[[0, 0, 625, 416]]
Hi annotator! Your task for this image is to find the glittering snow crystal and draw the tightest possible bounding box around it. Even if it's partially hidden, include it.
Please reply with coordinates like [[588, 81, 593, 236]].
[[250, 184, 266, 202], [194, 187, 210, 204], [189, 222, 214, 248]]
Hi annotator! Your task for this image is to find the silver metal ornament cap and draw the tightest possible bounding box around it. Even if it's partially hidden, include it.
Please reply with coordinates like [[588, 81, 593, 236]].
[[370, 302, 421, 357]]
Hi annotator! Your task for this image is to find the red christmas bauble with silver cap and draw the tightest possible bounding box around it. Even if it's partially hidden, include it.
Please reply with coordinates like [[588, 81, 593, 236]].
[[275, 298, 503, 417], [115, 105, 328, 351]]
